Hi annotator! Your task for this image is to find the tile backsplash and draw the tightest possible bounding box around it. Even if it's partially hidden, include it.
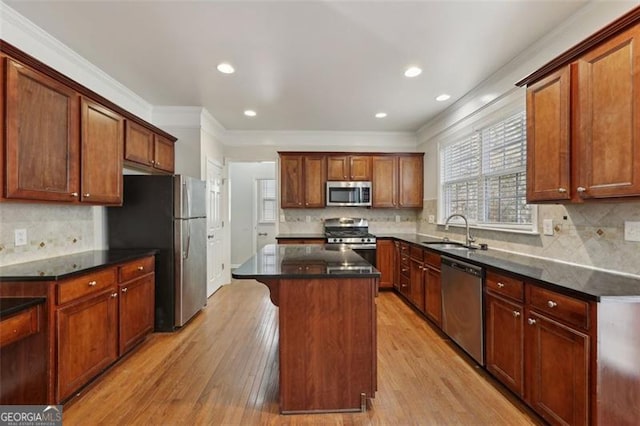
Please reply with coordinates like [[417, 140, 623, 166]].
[[0, 203, 95, 266], [279, 207, 418, 234], [418, 199, 640, 277]]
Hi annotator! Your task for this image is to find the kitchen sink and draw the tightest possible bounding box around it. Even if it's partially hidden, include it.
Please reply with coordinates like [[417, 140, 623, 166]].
[[421, 242, 474, 250]]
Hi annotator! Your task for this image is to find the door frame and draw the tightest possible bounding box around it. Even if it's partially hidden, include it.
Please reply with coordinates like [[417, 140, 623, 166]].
[[205, 157, 227, 295]]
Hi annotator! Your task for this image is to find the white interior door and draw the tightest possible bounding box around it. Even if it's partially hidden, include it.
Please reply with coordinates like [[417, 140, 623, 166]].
[[206, 160, 224, 297]]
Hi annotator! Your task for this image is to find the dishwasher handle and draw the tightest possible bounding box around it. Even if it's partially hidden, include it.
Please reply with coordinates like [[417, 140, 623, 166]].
[[441, 256, 483, 278]]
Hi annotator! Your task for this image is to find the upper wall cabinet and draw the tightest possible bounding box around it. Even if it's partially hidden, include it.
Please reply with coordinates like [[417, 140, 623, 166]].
[[371, 154, 424, 208], [327, 155, 371, 181], [124, 121, 175, 174], [519, 7, 640, 203], [280, 154, 326, 208], [1, 42, 177, 205], [4, 58, 81, 202]]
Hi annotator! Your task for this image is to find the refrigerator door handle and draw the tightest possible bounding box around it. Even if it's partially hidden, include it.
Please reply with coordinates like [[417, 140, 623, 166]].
[[184, 220, 191, 259]]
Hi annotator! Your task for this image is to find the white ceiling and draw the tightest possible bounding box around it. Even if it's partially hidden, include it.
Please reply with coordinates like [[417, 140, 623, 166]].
[[6, 0, 588, 132]]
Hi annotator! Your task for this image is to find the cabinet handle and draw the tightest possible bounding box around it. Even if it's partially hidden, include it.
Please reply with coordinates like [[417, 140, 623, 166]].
[[558, 187, 567, 193], [527, 318, 536, 325], [137, 266, 144, 271], [84, 193, 90, 198], [70, 192, 79, 197], [122, 287, 128, 293], [497, 282, 505, 288], [111, 292, 118, 298], [547, 300, 558, 308], [513, 311, 521, 317], [88, 280, 97, 287], [577, 187, 586, 193]]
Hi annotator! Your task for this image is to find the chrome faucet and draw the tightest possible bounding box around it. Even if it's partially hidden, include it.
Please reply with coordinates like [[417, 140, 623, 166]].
[[444, 213, 476, 248]]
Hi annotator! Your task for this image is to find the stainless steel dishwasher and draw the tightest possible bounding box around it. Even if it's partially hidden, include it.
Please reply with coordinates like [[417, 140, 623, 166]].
[[441, 256, 484, 365]]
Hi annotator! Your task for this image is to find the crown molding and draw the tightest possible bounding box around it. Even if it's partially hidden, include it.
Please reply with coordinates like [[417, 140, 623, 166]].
[[222, 130, 417, 149], [0, 2, 152, 119]]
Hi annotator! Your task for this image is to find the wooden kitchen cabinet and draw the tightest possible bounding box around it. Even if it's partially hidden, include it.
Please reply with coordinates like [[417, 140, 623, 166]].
[[398, 243, 410, 298], [372, 154, 424, 208], [371, 156, 398, 207], [398, 155, 423, 208], [423, 251, 442, 326], [56, 288, 118, 401], [327, 155, 371, 181], [408, 248, 425, 313], [80, 98, 123, 205], [124, 121, 175, 174], [279, 154, 326, 208], [376, 239, 395, 289], [4, 57, 80, 202], [119, 274, 154, 355], [520, 17, 640, 202]]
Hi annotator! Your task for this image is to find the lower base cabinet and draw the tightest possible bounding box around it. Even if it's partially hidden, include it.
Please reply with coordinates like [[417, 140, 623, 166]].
[[119, 274, 155, 355], [57, 289, 118, 401]]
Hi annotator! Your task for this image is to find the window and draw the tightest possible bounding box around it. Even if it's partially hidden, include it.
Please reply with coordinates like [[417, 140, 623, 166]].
[[440, 111, 534, 231], [258, 179, 276, 223]]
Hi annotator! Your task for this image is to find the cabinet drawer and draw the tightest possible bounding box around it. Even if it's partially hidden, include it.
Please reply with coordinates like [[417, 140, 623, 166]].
[[486, 270, 524, 302], [528, 286, 589, 330], [118, 256, 155, 283], [399, 243, 409, 256], [410, 246, 423, 261], [423, 251, 441, 269], [58, 268, 117, 305], [0, 305, 40, 348]]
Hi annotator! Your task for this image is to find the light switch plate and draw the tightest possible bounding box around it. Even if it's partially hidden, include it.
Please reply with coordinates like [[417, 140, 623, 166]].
[[624, 221, 640, 242], [14, 228, 27, 246], [395, 215, 401, 223], [543, 219, 554, 236], [428, 215, 435, 224]]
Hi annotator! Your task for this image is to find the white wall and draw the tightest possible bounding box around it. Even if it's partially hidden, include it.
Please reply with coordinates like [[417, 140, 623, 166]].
[[229, 162, 276, 266]]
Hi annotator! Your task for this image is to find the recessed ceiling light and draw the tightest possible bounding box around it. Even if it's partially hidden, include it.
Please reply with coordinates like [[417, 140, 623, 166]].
[[436, 94, 451, 102], [244, 110, 256, 117], [375, 112, 387, 118], [404, 66, 422, 78], [217, 62, 235, 74]]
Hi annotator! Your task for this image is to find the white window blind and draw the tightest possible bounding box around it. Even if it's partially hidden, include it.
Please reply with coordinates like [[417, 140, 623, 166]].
[[258, 179, 276, 223], [441, 111, 532, 230]]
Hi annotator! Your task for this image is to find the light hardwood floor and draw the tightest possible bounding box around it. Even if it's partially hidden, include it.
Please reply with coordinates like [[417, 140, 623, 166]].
[[62, 280, 541, 425]]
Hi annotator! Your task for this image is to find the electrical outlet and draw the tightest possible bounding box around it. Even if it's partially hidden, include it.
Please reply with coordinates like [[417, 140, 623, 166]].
[[280, 214, 286, 222], [395, 215, 401, 223], [543, 219, 554, 236], [428, 215, 435, 224], [14, 228, 27, 246], [305, 215, 311, 223], [624, 221, 640, 242]]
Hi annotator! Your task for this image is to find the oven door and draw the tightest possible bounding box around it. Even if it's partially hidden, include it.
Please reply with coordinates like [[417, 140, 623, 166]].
[[351, 246, 377, 268]]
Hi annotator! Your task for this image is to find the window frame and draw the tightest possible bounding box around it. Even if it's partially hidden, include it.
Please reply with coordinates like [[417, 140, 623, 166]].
[[257, 178, 277, 224]]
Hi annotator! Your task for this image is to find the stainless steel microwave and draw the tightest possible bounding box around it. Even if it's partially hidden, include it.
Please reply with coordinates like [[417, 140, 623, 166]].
[[326, 181, 372, 207]]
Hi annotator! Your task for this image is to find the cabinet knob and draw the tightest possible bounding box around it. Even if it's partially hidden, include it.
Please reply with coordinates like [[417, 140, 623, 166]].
[[137, 266, 144, 271], [527, 318, 536, 325], [558, 187, 567, 193], [88, 280, 97, 287], [84, 193, 90, 198], [497, 282, 505, 288], [111, 292, 118, 298], [305, 202, 309, 206], [156, 162, 160, 166], [70, 192, 79, 197], [547, 300, 558, 308], [513, 311, 521, 317], [149, 160, 155, 164], [577, 187, 586, 193], [122, 287, 128, 293]]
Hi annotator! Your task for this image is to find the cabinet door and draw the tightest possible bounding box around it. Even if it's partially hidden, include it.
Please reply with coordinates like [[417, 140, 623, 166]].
[[280, 155, 304, 208], [372, 156, 398, 208], [124, 121, 154, 167], [393, 241, 401, 290], [525, 310, 589, 426], [409, 258, 425, 312], [485, 294, 524, 397], [119, 274, 155, 355], [424, 267, 442, 326], [526, 67, 571, 202], [349, 155, 371, 180], [398, 155, 423, 208], [574, 25, 640, 199], [153, 134, 175, 173], [80, 98, 123, 205], [303, 155, 326, 207], [5, 58, 80, 201], [327, 155, 349, 181], [375, 240, 395, 289], [57, 289, 118, 401]]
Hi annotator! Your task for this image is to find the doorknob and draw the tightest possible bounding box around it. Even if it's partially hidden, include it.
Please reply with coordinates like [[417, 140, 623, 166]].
[[207, 235, 214, 239], [258, 232, 268, 236]]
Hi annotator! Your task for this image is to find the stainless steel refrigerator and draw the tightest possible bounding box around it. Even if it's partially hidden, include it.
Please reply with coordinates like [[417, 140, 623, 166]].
[[107, 175, 207, 331]]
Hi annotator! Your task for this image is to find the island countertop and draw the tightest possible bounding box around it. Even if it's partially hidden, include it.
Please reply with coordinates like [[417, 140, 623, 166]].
[[232, 244, 380, 280]]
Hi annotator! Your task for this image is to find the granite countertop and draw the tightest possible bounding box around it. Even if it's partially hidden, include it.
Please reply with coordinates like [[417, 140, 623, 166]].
[[233, 244, 380, 279], [0, 249, 158, 282], [0, 297, 46, 319], [383, 234, 640, 301], [275, 233, 326, 239]]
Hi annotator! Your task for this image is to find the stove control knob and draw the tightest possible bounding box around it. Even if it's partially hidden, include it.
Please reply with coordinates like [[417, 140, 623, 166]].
[[338, 238, 343, 243], [361, 238, 365, 242]]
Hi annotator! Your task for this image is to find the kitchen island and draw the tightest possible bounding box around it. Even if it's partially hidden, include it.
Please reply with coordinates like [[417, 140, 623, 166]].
[[232, 244, 379, 414]]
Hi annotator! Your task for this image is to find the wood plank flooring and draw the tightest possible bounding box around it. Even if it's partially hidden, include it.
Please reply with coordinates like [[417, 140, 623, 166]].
[[62, 280, 541, 425]]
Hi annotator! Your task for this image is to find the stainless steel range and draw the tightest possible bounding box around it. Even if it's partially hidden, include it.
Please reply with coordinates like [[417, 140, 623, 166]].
[[324, 218, 377, 267]]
